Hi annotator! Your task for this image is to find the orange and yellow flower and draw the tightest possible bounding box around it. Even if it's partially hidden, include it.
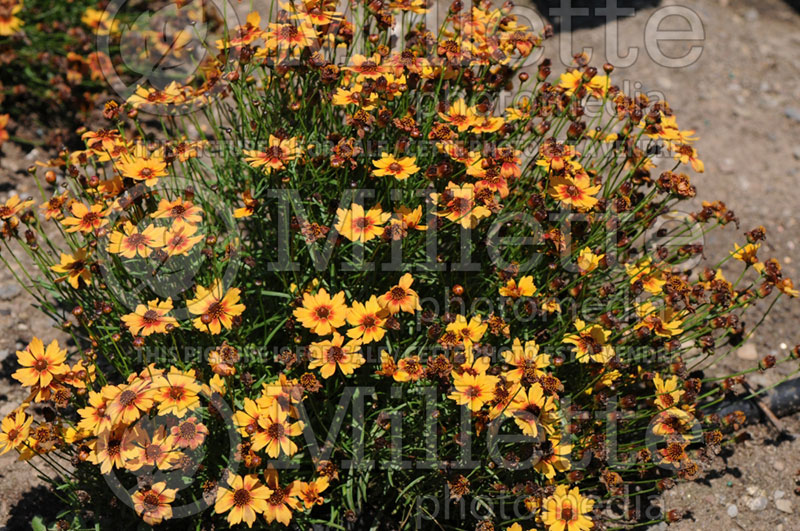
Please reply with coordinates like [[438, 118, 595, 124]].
[[346, 296, 388, 343], [293, 287, 347, 336], [12, 338, 68, 389], [187, 281, 246, 334], [121, 298, 177, 336], [379, 273, 421, 314], [372, 153, 420, 180], [215, 474, 272, 528], [335, 203, 390, 243], [107, 222, 165, 258], [132, 482, 177, 526], [308, 332, 365, 378], [51, 248, 92, 289], [542, 485, 595, 531]]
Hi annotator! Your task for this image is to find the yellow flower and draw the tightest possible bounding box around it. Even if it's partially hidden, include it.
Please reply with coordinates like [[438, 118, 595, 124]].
[[431, 182, 491, 229], [308, 332, 365, 378], [548, 171, 601, 211], [438, 99, 478, 132], [256, 404, 305, 458], [214, 474, 272, 528], [107, 221, 165, 258], [542, 485, 595, 531], [653, 373, 684, 410], [132, 481, 177, 526], [445, 315, 487, 347], [117, 153, 168, 186], [121, 298, 177, 336], [499, 276, 536, 298], [558, 70, 583, 95], [507, 383, 555, 437], [732, 243, 759, 265], [293, 287, 347, 336], [243, 135, 301, 173], [562, 319, 615, 364], [51, 248, 91, 289], [346, 295, 388, 343], [61, 202, 109, 233], [448, 372, 498, 411], [372, 153, 420, 180], [379, 273, 421, 314], [576, 247, 603, 275], [334, 202, 390, 243], [0, 409, 33, 455], [634, 302, 684, 337], [186, 281, 246, 334], [503, 338, 550, 383], [625, 258, 665, 294], [12, 338, 68, 388]]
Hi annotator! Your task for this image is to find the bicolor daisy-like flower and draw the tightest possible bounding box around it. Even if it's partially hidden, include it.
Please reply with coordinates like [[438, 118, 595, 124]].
[[344, 53, 389, 79], [132, 482, 177, 526], [499, 276, 536, 298], [508, 383, 555, 437], [50, 248, 92, 289], [151, 197, 203, 224], [448, 372, 499, 411], [77, 390, 112, 435], [264, 21, 318, 53], [263, 469, 303, 525], [548, 171, 601, 211], [243, 135, 301, 173], [372, 153, 420, 180], [162, 221, 204, 257], [379, 273, 421, 314], [437, 99, 478, 132], [562, 319, 615, 364], [332, 84, 378, 109], [257, 404, 305, 458], [234, 398, 267, 443], [121, 298, 177, 336], [393, 356, 425, 382], [170, 416, 208, 449], [103, 380, 154, 425], [216, 11, 264, 49], [215, 474, 272, 528], [731, 242, 760, 265], [537, 139, 579, 173], [346, 295, 388, 343], [431, 182, 491, 229], [335, 202, 390, 243], [308, 332, 365, 379], [293, 287, 347, 336], [0, 195, 33, 222], [576, 247, 603, 275], [653, 373, 685, 410], [541, 485, 595, 531], [152, 368, 202, 417], [534, 437, 573, 479], [558, 70, 584, 96], [298, 476, 330, 508], [234, 190, 258, 218], [61, 202, 109, 233], [503, 338, 550, 383], [12, 338, 68, 388], [625, 257, 665, 295], [107, 221, 165, 258], [39, 192, 68, 221], [0, 1, 23, 36], [445, 315, 487, 347], [634, 302, 684, 338], [124, 425, 180, 471], [0, 409, 33, 455], [117, 153, 168, 186], [187, 281, 245, 334], [93, 427, 128, 474], [669, 142, 704, 173]]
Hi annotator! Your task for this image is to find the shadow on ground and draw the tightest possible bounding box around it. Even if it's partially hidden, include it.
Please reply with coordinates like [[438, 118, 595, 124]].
[[529, 0, 661, 32], [3, 486, 62, 530]]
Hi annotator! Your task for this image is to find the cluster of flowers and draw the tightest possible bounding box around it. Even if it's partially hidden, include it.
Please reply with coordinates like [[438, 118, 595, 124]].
[[0, 0, 798, 529]]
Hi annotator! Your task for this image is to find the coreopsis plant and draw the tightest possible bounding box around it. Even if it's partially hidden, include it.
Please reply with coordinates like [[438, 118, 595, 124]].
[[2, 0, 799, 529]]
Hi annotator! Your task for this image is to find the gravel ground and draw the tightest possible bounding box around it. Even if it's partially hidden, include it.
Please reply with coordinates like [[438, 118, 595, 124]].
[[0, 0, 799, 528]]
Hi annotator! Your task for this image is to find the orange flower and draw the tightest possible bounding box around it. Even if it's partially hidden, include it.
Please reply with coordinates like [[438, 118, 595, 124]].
[[334, 202, 390, 243], [308, 332, 365, 378], [393, 356, 425, 382], [61, 202, 109, 233], [262, 469, 303, 526], [103, 380, 153, 425], [132, 481, 177, 526], [243, 135, 301, 173], [448, 372, 498, 411], [124, 425, 180, 471], [346, 295, 388, 343], [372, 153, 420, 180], [77, 390, 112, 435], [499, 276, 536, 298], [344, 53, 390, 80], [121, 298, 177, 336], [107, 221, 165, 258], [215, 474, 272, 528], [293, 287, 347, 336], [117, 154, 168, 186], [151, 197, 203, 224], [234, 190, 258, 218], [548, 171, 601, 211], [503, 338, 550, 383], [257, 404, 305, 458], [152, 368, 202, 417], [298, 477, 330, 508], [12, 338, 68, 388], [51, 248, 91, 289], [92, 426, 127, 474], [187, 281, 246, 334], [0, 195, 33, 221], [431, 182, 491, 229], [0, 409, 33, 455], [378, 273, 420, 314], [161, 221, 204, 257], [170, 416, 208, 449]]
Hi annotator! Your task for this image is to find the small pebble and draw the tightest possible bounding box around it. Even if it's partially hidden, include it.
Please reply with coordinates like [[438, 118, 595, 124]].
[[774, 490, 785, 500], [773, 461, 785, 472], [727, 504, 738, 518], [775, 499, 793, 514], [748, 496, 768, 512]]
